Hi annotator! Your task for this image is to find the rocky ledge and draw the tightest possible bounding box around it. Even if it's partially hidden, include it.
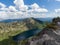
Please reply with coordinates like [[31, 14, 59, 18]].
[[26, 28, 60, 45]]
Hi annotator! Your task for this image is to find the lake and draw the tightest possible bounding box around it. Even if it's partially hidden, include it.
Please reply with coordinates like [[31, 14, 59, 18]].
[[13, 29, 42, 41]]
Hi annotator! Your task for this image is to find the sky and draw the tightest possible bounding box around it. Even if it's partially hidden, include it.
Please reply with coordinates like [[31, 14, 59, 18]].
[[0, 0, 60, 20]]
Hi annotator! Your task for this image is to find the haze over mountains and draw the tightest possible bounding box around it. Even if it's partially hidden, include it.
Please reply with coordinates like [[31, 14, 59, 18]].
[[0, 17, 53, 23]]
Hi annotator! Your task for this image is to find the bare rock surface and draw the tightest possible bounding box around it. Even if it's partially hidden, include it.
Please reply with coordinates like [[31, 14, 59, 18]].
[[27, 28, 60, 45]]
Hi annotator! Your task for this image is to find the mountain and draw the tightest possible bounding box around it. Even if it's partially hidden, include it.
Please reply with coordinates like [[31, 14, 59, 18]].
[[0, 19, 23, 23], [20, 17, 60, 45], [0, 17, 56, 45], [36, 18, 53, 22], [0, 18, 53, 23], [0, 18, 46, 42]]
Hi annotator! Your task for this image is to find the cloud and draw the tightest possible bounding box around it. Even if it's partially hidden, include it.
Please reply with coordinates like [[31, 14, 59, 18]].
[[55, 9, 60, 12], [34, 8, 48, 12], [0, 2, 7, 11], [30, 3, 40, 9], [0, 2, 8, 12], [14, 0, 24, 7], [30, 3, 48, 12], [8, 6, 18, 12], [48, 13, 60, 18], [14, 0, 28, 11], [0, 0, 49, 20], [0, 11, 24, 20], [0, 5, 17, 12], [56, 0, 60, 1], [0, 2, 6, 8], [0, 11, 8, 20]]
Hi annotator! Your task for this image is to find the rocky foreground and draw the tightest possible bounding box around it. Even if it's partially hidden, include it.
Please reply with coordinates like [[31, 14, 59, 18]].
[[25, 28, 60, 45]]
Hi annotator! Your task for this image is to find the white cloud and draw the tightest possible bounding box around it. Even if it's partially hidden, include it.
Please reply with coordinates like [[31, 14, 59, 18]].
[[8, 6, 18, 12], [0, 2, 6, 8], [55, 9, 60, 12], [52, 9, 60, 17], [14, 0, 24, 7], [0, 8, 8, 11], [30, 3, 48, 12], [0, 11, 24, 20], [0, 6, 17, 12], [19, 5, 28, 11], [0, 2, 8, 12], [56, 0, 60, 1], [34, 8, 48, 12], [0, 11, 8, 20], [30, 3, 40, 9], [14, 0, 28, 11], [0, 0, 49, 20]]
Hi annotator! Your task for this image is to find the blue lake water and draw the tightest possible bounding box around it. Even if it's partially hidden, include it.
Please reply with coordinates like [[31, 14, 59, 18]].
[[13, 29, 42, 41]]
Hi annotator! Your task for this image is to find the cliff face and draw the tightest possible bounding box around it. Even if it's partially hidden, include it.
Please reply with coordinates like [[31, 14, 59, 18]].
[[25, 28, 60, 45]]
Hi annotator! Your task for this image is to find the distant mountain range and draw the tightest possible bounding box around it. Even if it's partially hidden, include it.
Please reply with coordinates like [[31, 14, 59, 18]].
[[0, 18, 53, 23], [36, 18, 53, 22]]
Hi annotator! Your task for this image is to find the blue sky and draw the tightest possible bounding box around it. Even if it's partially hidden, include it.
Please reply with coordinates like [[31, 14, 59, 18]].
[[0, 0, 60, 20], [0, 0, 60, 11]]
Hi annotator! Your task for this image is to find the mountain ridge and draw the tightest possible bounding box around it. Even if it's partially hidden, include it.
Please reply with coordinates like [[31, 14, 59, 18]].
[[0, 17, 46, 41], [0, 17, 53, 23]]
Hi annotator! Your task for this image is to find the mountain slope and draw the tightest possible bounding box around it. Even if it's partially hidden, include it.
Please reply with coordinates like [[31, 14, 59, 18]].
[[0, 18, 46, 41]]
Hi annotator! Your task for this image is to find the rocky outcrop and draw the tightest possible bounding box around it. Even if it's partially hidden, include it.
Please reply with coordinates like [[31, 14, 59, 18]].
[[26, 28, 60, 45]]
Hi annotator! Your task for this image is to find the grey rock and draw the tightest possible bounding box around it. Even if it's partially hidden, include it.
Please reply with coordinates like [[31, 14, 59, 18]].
[[43, 40, 57, 45], [27, 28, 60, 45]]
